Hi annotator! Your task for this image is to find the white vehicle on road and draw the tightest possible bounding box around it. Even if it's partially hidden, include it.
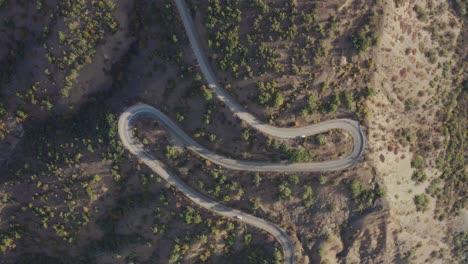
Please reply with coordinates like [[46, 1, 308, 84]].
[[118, 2, 367, 264]]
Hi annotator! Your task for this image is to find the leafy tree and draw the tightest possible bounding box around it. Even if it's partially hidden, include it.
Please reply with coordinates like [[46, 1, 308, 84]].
[[15, 110, 28, 122], [244, 233, 252, 245], [242, 129, 251, 141], [0, 234, 17, 253], [289, 175, 300, 185], [451, 231, 467, 260], [200, 85, 213, 101], [362, 87, 376, 98], [287, 148, 312, 162], [273, 248, 282, 264], [252, 173, 262, 187], [0, 103, 6, 119], [352, 32, 373, 54], [414, 194, 429, 212], [302, 92, 320, 115], [411, 155, 425, 170], [302, 185, 315, 207], [250, 198, 262, 210], [165, 146, 179, 159], [351, 10, 380, 54], [342, 90, 356, 111], [307, 93, 319, 113], [278, 182, 292, 200], [273, 92, 284, 108], [411, 170, 427, 184], [319, 176, 327, 185], [327, 92, 341, 113], [176, 112, 185, 122], [348, 180, 383, 211], [315, 134, 326, 145], [181, 206, 202, 225], [169, 244, 181, 263], [413, 4, 428, 21]]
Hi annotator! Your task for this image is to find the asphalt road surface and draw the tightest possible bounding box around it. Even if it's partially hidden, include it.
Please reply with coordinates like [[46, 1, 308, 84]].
[[119, 106, 296, 263], [117, 1, 367, 263]]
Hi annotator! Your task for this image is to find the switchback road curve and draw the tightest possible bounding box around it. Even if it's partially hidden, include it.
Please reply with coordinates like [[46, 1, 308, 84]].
[[118, 106, 295, 263], [117, 0, 367, 263], [120, 104, 364, 173]]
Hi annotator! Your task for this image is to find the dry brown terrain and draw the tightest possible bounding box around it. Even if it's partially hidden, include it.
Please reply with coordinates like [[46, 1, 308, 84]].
[[367, 0, 466, 263], [0, 0, 466, 263]]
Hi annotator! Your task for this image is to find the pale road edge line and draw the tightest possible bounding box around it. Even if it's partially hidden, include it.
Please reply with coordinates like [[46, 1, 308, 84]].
[[116, 0, 368, 263], [118, 109, 295, 264]]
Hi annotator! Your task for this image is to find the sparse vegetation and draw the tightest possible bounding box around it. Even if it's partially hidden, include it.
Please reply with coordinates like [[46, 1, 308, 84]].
[[201, 0, 381, 122], [451, 231, 467, 261], [429, 82, 467, 216], [0, 0, 464, 263]]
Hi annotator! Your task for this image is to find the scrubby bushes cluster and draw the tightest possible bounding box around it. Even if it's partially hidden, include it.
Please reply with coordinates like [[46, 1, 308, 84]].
[[348, 180, 384, 212], [56, 0, 118, 97], [351, 9, 381, 54]]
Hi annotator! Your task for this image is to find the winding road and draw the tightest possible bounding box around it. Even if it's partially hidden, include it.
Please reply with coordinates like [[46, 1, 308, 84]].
[[117, 0, 367, 263]]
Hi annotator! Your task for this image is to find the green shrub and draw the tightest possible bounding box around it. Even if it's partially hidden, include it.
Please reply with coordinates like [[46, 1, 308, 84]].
[[278, 182, 292, 200], [252, 173, 261, 187], [287, 148, 312, 162], [352, 32, 374, 54], [315, 134, 326, 145], [200, 85, 213, 101], [244, 233, 252, 245], [273, 92, 284, 108], [289, 175, 300, 185], [0, 234, 17, 253], [411, 155, 425, 170], [348, 180, 384, 211], [242, 129, 250, 141], [454, 0, 467, 15], [414, 194, 429, 212], [180, 206, 202, 225], [351, 10, 380, 54], [0, 104, 6, 119], [411, 169, 427, 183], [165, 146, 179, 159], [413, 4, 428, 21], [451, 231, 467, 260], [327, 92, 341, 113]]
